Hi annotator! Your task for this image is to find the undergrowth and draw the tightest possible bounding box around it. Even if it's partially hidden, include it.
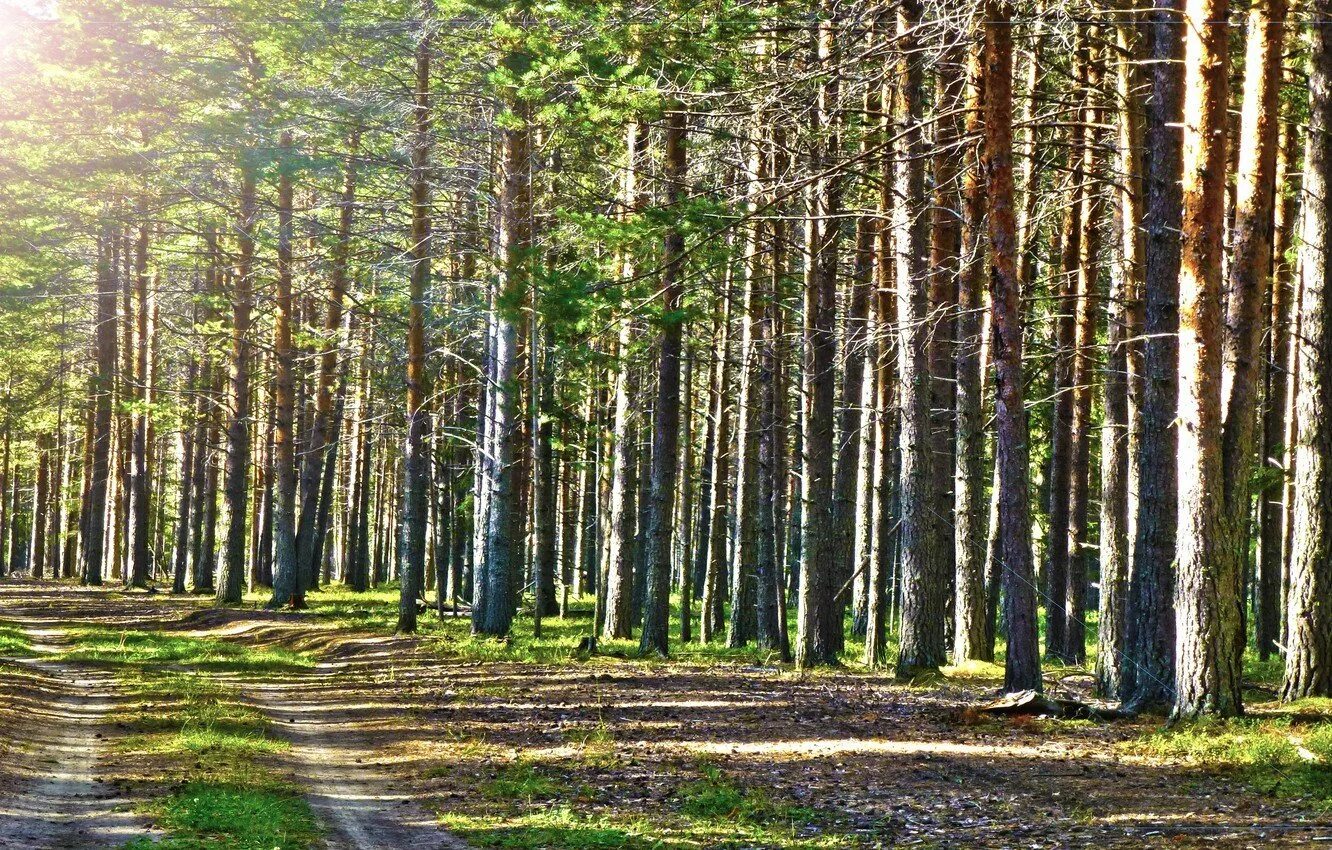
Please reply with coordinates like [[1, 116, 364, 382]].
[[1128, 717, 1332, 805]]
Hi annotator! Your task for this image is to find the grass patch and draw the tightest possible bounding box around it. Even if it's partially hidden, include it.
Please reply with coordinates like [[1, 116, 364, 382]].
[[293, 583, 876, 669], [123, 782, 319, 850], [57, 625, 324, 850], [440, 806, 646, 850], [60, 627, 311, 673], [484, 763, 566, 800], [676, 763, 817, 825], [441, 802, 852, 850], [113, 669, 320, 848], [0, 620, 29, 655], [1127, 717, 1332, 804]]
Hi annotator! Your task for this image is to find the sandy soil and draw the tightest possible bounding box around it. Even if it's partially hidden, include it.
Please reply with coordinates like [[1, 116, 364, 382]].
[[0, 609, 155, 849]]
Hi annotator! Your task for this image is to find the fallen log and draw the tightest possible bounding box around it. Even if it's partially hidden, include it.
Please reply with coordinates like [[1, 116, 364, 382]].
[[978, 690, 1137, 721]]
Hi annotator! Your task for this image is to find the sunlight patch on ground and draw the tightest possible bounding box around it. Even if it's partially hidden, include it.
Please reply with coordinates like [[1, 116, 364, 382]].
[[667, 737, 1101, 760]]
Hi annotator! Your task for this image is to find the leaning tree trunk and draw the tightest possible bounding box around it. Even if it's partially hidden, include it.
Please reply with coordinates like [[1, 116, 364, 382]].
[[1172, 0, 1236, 720], [1282, 0, 1332, 701]]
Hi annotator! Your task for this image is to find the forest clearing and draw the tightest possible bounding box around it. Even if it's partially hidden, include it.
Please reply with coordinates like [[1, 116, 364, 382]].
[[1, 579, 1331, 849], [7, 0, 1332, 844]]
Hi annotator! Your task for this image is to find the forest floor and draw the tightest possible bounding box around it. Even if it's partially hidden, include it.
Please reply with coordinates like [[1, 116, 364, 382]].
[[1, 580, 1331, 849]]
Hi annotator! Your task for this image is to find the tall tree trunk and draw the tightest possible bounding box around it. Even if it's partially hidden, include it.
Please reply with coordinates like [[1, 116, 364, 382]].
[[127, 222, 152, 588], [1046, 95, 1083, 661], [1282, 0, 1332, 701], [1123, 0, 1185, 710], [1172, 0, 1235, 719], [1220, 0, 1287, 669], [474, 33, 531, 636], [697, 292, 733, 642], [269, 132, 300, 610], [172, 356, 197, 594], [954, 29, 990, 663], [640, 108, 687, 657], [984, 0, 1041, 693], [795, 1, 842, 668], [893, 0, 943, 678], [400, 5, 433, 633], [217, 165, 257, 605], [1097, 7, 1146, 697], [83, 229, 116, 587], [603, 122, 649, 642], [296, 132, 358, 601], [1063, 45, 1104, 665], [1258, 120, 1300, 660]]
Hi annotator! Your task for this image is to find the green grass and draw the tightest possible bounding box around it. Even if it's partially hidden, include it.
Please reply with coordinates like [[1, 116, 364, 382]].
[[440, 803, 854, 850], [484, 763, 566, 800], [59, 627, 312, 673], [0, 620, 29, 655], [52, 628, 320, 850], [442, 757, 850, 850], [123, 783, 319, 850], [113, 669, 319, 849], [288, 583, 886, 669], [1127, 717, 1332, 804], [676, 763, 817, 825]]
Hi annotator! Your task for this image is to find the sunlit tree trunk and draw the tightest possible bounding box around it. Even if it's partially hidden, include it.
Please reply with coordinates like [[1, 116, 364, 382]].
[[1220, 0, 1287, 667], [1172, 0, 1235, 719], [1283, 0, 1332, 701], [400, 5, 433, 633]]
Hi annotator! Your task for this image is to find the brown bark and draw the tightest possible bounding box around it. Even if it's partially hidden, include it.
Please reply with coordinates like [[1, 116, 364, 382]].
[[795, 0, 842, 668], [217, 164, 257, 605], [1172, 0, 1236, 719], [400, 3, 433, 633], [984, 0, 1041, 693], [954, 28, 990, 663], [1123, 0, 1185, 710], [1221, 0, 1287, 668], [1282, 0, 1332, 701], [894, 0, 943, 678], [640, 108, 687, 657]]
